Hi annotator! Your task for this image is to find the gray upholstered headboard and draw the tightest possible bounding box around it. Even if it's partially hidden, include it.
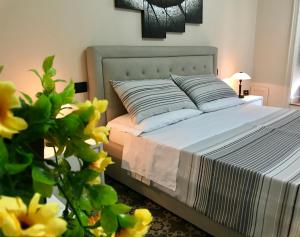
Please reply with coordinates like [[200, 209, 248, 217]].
[[86, 46, 218, 124]]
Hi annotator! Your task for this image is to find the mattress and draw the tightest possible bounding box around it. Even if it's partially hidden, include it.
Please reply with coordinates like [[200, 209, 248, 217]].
[[109, 128, 129, 146], [116, 104, 300, 237], [122, 104, 282, 190]]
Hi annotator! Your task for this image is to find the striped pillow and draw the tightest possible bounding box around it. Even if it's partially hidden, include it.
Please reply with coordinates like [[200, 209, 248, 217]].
[[110, 79, 197, 124], [171, 74, 237, 109]]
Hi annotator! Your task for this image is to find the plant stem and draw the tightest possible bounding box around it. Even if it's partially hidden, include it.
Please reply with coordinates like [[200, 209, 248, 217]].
[[56, 182, 83, 226], [52, 147, 83, 227], [24, 143, 44, 160]]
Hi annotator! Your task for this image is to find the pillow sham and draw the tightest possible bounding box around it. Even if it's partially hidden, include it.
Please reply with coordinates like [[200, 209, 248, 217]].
[[199, 97, 245, 112], [107, 109, 202, 136], [171, 74, 237, 109], [110, 79, 197, 124]]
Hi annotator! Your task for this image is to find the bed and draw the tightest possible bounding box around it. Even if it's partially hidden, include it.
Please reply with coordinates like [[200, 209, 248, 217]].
[[86, 46, 300, 237]]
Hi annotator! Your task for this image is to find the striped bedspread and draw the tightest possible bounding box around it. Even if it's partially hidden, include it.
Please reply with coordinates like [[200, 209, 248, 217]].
[[181, 110, 300, 237]]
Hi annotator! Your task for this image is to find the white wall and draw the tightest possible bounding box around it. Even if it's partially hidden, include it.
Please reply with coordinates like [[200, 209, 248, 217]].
[[0, 0, 258, 100], [252, 0, 294, 107]]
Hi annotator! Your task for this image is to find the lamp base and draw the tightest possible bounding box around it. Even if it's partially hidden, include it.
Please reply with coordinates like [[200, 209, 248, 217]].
[[238, 80, 244, 99]]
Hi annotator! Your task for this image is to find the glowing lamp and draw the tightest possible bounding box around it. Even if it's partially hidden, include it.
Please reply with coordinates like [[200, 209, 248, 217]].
[[231, 72, 251, 98]]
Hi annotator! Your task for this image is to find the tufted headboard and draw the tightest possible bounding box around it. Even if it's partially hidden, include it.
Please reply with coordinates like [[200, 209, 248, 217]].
[[86, 46, 218, 124]]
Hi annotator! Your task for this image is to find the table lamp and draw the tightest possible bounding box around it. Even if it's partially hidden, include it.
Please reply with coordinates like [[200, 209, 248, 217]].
[[231, 72, 251, 98]]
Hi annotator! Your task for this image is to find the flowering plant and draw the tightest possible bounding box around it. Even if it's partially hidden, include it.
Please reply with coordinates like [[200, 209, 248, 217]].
[[0, 57, 152, 237]]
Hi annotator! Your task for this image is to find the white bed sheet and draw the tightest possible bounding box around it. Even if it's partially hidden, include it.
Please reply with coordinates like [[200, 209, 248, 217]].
[[121, 104, 281, 191]]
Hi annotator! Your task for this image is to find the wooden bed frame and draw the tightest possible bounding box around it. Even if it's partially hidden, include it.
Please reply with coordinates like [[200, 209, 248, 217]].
[[86, 46, 244, 237]]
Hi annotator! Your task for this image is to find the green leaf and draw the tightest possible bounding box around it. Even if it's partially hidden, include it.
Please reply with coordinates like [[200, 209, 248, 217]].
[[42, 75, 55, 94], [0, 65, 4, 74], [118, 214, 137, 228], [74, 141, 98, 162], [36, 92, 43, 98], [78, 147, 98, 162], [78, 107, 94, 124], [23, 123, 51, 141], [79, 194, 93, 212], [58, 114, 82, 136], [63, 219, 85, 237], [78, 211, 89, 226], [31, 95, 52, 122], [20, 92, 33, 105], [43, 55, 55, 73], [77, 168, 99, 183], [67, 176, 85, 200], [101, 207, 118, 234], [0, 139, 8, 177], [20, 95, 52, 140], [60, 80, 75, 104], [48, 67, 56, 77], [29, 69, 42, 81], [110, 203, 132, 215], [33, 181, 53, 197], [89, 184, 118, 208], [5, 163, 30, 175], [32, 166, 56, 185], [63, 228, 84, 237], [58, 159, 71, 173], [5, 152, 33, 175], [64, 142, 75, 158], [54, 79, 66, 83], [49, 93, 63, 116]]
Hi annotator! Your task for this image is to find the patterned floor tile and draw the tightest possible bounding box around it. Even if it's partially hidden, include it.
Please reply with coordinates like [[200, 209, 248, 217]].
[[106, 177, 212, 237]]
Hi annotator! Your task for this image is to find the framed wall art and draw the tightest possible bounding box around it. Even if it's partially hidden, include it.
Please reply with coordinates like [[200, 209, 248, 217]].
[[115, 0, 203, 38]]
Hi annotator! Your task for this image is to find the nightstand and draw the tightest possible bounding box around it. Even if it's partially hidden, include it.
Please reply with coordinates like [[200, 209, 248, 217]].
[[242, 95, 263, 106]]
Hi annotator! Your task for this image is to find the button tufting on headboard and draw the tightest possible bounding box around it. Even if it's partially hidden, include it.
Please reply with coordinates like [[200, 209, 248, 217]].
[[86, 46, 218, 124]]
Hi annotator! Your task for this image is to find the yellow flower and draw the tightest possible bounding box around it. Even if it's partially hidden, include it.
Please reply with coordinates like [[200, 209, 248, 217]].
[[88, 176, 101, 185], [0, 193, 67, 237], [77, 98, 109, 144], [88, 213, 107, 237], [90, 126, 110, 144], [0, 81, 28, 139], [90, 226, 107, 237], [89, 150, 114, 173], [114, 209, 152, 237]]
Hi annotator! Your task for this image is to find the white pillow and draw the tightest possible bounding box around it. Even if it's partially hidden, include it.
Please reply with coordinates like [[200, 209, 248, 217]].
[[171, 74, 237, 109], [107, 109, 203, 136], [199, 97, 245, 112], [110, 79, 197, 123]]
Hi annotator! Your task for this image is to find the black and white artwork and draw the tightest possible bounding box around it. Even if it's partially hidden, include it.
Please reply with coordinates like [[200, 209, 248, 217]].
[[115, 0, 203, 38]]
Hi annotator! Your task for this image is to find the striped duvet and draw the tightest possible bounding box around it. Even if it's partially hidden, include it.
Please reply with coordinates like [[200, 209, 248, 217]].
[[178, 110, 300, 237]]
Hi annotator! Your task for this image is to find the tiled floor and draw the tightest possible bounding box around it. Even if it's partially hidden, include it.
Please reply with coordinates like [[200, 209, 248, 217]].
[[106, 177, 212, 237]]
